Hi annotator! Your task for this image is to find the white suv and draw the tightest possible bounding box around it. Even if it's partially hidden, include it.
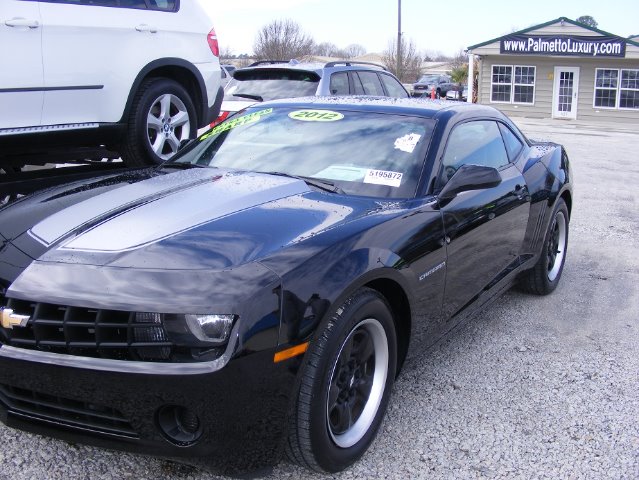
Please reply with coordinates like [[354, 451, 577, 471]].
[[0, 0, 222, 166]]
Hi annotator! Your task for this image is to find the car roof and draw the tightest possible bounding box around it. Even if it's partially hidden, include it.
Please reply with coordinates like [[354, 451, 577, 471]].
[[236, 60, 388, 77], [255, 96, 503, 121]]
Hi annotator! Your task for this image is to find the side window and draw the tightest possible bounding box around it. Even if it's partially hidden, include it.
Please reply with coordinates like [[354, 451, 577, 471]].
[[118, 0, 147, 8], [350, 72, 365, 95], [147, 0, 177, 11], [357, 71, 385, 96], [53, 0, 177, 10], [329, 72, 350, 95], [440, 121, 510, 184], [64, 1, 119, 6], [379, 73, 409, 98], [498, 123, 524, 161]]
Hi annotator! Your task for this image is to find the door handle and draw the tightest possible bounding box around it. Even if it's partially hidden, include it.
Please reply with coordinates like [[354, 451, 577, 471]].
[[135, 24, 158, 33], [5, 18, 40, 29]]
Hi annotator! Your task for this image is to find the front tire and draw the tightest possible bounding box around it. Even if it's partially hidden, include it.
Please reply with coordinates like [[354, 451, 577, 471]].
[[520, 198, 569, 295], [120, 78, 197, 166], [286, 288, 397, 473]]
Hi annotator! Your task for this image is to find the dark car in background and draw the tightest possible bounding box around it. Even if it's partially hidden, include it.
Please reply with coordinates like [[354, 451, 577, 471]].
[[0, 98, 572, 475], [215, 60, 409, 124], [413, 73, 457, 98]]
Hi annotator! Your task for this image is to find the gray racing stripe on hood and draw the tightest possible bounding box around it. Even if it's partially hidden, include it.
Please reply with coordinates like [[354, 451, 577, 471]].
[[59, 171, 310, 253], [29, 168, 221, 246]]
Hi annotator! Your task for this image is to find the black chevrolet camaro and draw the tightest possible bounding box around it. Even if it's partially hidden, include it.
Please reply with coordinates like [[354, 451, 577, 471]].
[[0, 98, 572, 474]]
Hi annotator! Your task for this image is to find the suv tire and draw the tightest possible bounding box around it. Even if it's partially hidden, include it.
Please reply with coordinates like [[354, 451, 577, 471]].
[[121, 78, 197, 166]]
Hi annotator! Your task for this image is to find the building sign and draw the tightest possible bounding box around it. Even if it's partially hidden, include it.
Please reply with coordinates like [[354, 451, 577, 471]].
[[500, 35, 626, 57]]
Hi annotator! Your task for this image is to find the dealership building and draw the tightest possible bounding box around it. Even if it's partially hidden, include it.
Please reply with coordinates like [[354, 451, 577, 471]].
[[467, 17, 639, 122]]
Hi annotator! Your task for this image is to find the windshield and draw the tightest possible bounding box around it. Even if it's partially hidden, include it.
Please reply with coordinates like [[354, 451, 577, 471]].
[[175, 106, 435, 199], [417, 75, 439, 84], [224, 69, 320, 103]]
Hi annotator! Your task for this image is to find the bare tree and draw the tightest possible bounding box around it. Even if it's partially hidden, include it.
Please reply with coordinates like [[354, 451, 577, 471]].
[[382, 37, 422, 83], [423, 50, 450, 62], [344, 44, 366, 58], [451, 49, 468, 69], [253, 19, 315, 60], [314, 42, 340, 57], [219, 46, 235, 61]]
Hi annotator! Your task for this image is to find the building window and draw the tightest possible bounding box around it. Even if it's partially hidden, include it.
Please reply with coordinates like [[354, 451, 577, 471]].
[[620, 69, 639, 109], [594, 69, 619, 108], [491, 65, 535, 104], [594, 69, 639, 110], [491, 66, 512, 102]]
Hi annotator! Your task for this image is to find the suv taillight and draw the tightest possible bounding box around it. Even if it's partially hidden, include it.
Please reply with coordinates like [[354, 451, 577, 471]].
[[207, 28, 219, 57]]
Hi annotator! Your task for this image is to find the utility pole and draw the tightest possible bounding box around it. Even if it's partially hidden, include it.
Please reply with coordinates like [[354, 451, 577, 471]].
[[397, 0, 402, 81]]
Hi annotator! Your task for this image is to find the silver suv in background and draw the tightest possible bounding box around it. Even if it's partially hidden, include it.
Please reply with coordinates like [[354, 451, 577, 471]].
[[0, 0, 223, 168], [412, 74, 457, 98], [214, 60, 409, 125]]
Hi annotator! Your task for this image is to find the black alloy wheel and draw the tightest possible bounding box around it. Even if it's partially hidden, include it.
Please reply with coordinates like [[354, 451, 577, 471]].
[[286, 288, 397, 472], [520, 198, 569, 295]]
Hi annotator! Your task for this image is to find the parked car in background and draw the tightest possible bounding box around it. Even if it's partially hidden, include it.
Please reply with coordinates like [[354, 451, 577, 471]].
[[221, 64, 237, 76], [413, 74, 456, 98], [214, 60, 409, 125], [220, 65, 234, 89], [0, 0, 223, 168], [446, 85, 468, 101], [0, 97, 572, 475]]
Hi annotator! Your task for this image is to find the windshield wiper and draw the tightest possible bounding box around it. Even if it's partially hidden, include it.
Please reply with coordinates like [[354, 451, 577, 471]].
[[262, 171, 345, 194], [232, 93, 264, 102], [158, 162, 208, 170]]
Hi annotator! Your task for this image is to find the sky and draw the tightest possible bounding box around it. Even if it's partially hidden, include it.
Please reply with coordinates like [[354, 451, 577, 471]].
[[204, 0, 639, 57]]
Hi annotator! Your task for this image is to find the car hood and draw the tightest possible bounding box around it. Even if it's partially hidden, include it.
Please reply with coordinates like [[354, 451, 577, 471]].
[[1, 167, 378, 273]]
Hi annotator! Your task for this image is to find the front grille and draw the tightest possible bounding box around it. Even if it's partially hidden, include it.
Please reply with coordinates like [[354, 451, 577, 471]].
[[0, 383, 138, 438], [0, 295, 174, 361]]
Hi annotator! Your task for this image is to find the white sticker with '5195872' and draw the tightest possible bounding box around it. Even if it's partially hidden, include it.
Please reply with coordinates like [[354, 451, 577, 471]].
[[364, 169, 403, 187]]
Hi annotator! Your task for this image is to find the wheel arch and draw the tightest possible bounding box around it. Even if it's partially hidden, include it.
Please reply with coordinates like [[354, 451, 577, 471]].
[[364, 277, 412, 377], [121, 58, 208, 128], [560, 189, 572, 218]]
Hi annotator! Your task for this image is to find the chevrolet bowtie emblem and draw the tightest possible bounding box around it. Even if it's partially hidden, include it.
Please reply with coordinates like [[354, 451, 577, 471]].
[[0, 307, 30, 329]]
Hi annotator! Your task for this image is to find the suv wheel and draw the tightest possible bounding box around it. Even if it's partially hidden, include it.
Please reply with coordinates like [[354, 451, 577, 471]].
[[121, 78, 197, 166]]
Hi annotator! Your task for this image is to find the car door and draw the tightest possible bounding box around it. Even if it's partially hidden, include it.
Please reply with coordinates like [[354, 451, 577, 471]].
[[437, 120, 530, 320], [38, 0, 180, 125], [378, 72, 409, 98], [0, 1, 43, 128], [354, 71, 385, 96]]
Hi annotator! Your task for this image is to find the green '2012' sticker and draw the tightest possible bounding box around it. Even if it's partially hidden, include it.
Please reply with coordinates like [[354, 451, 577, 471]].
[[200, 108, 273, 141], [288, 110, 344, 122]]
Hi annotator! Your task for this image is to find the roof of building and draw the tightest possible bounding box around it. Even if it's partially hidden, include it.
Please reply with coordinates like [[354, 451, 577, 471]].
[[467, 17, 639, 51]]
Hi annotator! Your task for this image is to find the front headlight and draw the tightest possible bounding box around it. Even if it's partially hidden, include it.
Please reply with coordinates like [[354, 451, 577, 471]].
[[185, 314, 236, 344], [162, 313, 237, 348]]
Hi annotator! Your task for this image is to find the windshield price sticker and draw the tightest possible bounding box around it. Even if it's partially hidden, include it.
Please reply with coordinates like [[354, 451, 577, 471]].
[[200, 108, 273, 140], [364, 169, 403, 188], [288, 110, 344, 122], [394, 133, 422, 153]]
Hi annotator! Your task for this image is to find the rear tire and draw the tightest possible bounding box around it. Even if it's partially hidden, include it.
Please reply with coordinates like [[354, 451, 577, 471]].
[[120, 78, 197, 166], [520, 198, 569, 295], [286, 288, 397, 473]]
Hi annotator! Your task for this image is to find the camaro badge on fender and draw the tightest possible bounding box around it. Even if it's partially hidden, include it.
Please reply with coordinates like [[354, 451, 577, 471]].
[[0, 308, 30, 329]]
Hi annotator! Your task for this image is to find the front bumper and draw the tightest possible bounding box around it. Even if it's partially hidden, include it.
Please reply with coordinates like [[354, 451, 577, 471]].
[[0, 344, 297, 474]]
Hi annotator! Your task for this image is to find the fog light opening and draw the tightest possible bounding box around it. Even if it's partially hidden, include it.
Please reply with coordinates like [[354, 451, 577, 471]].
[[157, 405, 203, 446]]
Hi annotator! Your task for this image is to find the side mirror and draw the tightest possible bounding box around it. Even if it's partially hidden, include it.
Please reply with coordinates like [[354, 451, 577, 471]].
[[438, 164, 502, 201]]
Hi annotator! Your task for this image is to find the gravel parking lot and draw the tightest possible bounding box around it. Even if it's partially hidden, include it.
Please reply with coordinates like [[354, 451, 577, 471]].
[[1, 117, 638, 480]]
